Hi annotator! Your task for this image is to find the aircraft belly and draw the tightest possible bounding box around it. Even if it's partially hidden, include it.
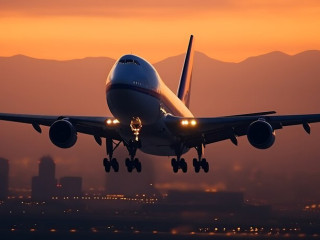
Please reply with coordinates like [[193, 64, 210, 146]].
[[107, 89, 160, 125], [118, 120, 190, 157]]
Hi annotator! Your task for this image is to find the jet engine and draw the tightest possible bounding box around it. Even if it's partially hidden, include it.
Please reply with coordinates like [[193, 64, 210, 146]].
[[247, 120, 275, 149], [49, 119, 77, 148]]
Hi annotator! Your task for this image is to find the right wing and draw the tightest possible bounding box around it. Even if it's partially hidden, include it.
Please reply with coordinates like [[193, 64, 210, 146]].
[[164, 112, 320, 148]]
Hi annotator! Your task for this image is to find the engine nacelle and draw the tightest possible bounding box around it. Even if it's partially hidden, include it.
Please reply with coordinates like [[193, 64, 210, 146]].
[[247, 120, 275, 149], [49, 119, 77, 148]]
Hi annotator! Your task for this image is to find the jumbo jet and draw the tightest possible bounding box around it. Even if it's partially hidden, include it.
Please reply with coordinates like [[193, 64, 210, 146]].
[[1, 35, 320, 173]]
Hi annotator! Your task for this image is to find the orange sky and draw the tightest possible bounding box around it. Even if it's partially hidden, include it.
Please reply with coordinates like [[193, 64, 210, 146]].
[[1, 0, 320, 62]]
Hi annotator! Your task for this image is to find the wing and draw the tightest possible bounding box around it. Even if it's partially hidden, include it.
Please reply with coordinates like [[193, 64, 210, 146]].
[[0, 113, 121, 141], [164, 112, 320, 148]]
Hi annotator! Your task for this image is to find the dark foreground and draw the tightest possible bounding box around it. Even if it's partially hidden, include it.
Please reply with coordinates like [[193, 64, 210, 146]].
[[3, 230, 320, 240]]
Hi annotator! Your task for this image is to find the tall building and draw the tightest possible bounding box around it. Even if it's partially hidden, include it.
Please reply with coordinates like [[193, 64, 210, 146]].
[[0, 158, 9, 200], [59, 177, 82, 197], [32, 156, 57, 200]]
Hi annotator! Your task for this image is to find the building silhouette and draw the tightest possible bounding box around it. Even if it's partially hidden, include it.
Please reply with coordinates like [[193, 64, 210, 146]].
[[0, 158, 9, 200], [59, 177, 82, 197], [31, 156, 57, 200]]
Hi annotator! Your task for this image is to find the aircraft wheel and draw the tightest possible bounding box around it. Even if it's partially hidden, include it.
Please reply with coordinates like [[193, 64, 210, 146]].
[[135, 159, 142, 173], [125, 158, 130, 167], [193, 158, 197, 167], [103, 158, 111, 172], [111, 158, 119, 172], [171, 158, 179, 173], [181, 158, 187, 173], [127, 163, 133, 173], [125, 158, 133, 172], [103, 158, 108, 166], [202, 158, 209, 173]]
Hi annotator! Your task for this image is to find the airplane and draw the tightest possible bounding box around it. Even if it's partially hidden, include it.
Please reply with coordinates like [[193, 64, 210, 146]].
[[1, 35, 320, 173]]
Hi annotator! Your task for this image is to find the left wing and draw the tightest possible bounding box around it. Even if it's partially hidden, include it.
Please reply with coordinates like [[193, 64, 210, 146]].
[[164, 113, 320, 148], [0, 113, 121, 141]]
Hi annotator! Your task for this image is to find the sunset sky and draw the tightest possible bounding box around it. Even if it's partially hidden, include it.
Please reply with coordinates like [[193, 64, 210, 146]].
[[1, 0, 320, 199], [1, 0, 320, 62]]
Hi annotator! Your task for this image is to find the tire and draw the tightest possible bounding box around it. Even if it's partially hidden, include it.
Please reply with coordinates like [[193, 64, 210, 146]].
[[171, 158, 176, 167], [104, 161, 111, 172], [171, 158, 179, 173], [193, 158, 197, 167], [127, 164, 133, 173], [111, 158, 119, 172], [136, 161, 142, 173], [125, 158, 130, 167], [181, 158, 187, 173], [202, 159, 209, 173], [103, 158, 108, 166]]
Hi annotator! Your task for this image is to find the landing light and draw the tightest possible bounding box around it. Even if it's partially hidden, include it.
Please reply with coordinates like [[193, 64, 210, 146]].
[[106, 119, 120, 126], [181, 119, 197, 127]]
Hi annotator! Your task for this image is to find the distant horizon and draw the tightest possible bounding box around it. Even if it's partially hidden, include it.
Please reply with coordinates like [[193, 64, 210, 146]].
[[1, 49, 320, 64]]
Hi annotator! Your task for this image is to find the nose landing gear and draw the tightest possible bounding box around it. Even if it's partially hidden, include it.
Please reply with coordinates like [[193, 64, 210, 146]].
[[103, 117, 143, 173], [130, 117, 142, 141], [124, 117, 143, 172]]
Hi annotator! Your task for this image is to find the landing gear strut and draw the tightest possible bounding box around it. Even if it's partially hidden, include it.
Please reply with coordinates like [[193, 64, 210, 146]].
[[193, 144, 209, 173], [103, 138, 121, 172]]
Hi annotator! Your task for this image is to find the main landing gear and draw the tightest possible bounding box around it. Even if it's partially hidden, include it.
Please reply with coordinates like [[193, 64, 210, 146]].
[[171, 144, 188, 173], [103, 138, 121, 172], [170, 144, 209, 173], [102, 139, 142, 173], [125, 140, 142, 173], [171, 157, 188, 173], [193, 144, 209, 173]]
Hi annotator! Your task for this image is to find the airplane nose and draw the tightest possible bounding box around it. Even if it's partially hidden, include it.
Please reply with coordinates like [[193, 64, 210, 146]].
[[110, 62, 146, 86]]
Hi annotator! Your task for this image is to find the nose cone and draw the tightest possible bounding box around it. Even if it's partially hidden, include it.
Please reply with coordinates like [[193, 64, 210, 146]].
[[107, 54, 160, 90]]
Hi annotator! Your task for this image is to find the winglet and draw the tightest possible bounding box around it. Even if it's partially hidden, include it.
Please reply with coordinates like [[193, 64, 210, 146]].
[[177, 35, 194, 108]]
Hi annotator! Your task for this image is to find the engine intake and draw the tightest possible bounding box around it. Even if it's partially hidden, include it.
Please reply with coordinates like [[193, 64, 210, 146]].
[[247, 120, 275, 149], [49, 119, 77, 148]]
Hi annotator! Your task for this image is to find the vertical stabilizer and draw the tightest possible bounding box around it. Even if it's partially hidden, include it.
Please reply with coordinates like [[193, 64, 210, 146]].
[[177, 35, 194, 108]]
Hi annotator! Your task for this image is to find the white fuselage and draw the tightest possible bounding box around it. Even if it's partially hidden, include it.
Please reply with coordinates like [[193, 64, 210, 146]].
[[106, 55, 193, 156]]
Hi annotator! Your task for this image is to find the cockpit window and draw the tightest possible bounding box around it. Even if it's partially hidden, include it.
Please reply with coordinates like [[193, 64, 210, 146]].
[[118, 58, 140, 65]]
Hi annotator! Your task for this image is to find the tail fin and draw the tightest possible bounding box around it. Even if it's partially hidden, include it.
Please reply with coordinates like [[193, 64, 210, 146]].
[[177, 35, 194, 108]]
